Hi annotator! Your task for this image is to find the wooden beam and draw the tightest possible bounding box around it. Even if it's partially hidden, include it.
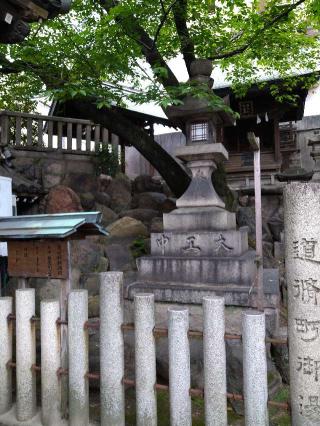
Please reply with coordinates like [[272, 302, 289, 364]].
[[9, 0, 48, 19], [247, 131, 260, 151], [273, 116, 281, 162], [247, 131, 265, 310]]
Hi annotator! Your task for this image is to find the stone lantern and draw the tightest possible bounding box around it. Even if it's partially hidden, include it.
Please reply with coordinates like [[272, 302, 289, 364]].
[[167, 60, 230, 146], [127, 59, 280, 314], [166, 59, 233, 211]]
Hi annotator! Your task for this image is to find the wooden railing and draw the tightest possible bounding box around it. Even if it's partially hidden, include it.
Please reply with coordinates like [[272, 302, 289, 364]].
[[0, 110, 119, 155]]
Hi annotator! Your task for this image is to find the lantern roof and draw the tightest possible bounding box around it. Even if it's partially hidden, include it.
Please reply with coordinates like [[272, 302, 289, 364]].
[[166, 59, 234, 128]]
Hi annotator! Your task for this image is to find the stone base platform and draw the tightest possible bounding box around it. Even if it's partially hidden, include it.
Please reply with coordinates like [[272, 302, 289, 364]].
[[126, 269, 280, 308], [137, 250, 257, 286], [163, 207, 236, 232], [151, 227, 249, 257]]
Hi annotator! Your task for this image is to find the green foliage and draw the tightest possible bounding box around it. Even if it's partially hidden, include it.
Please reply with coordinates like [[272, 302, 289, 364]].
[[124, 387, 290, 425], [0, 72, 40, 112], [269, 386, 291, 426], [0, 0, 319, 114], [95, 144, 120, 177], [125, 389, 207, 425], [130, 237, 150, 259]]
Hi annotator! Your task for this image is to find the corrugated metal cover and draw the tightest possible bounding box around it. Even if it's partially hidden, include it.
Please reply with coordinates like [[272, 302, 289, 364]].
[[0, 211, 108, 240]]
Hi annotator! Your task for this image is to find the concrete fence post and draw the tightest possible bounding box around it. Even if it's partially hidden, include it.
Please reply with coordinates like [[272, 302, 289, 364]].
[[41, 299, 61, 426], [168, 307, 192, 426], [242, 311, 269, 426], [68, 290, 89, 426], [134, 293, 157, 426], [203, 296, 227, 426], [16, 288, 36, 422], [100, 272, 125, 426], [0, 297, 13, 415], [284, 183, 320, 425]]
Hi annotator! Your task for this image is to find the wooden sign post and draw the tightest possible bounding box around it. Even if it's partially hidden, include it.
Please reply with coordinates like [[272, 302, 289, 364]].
[[248, 131, 265, 310], [0, 211, 107, 420]]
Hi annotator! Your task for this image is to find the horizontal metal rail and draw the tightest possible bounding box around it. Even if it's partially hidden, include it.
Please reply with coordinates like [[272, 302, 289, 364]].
[[7, 315, 288, 345], [6, 363, 290, 411]]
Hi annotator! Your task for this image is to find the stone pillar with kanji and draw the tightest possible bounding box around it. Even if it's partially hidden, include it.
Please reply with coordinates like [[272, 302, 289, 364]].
[[285, 183, 320, 425]]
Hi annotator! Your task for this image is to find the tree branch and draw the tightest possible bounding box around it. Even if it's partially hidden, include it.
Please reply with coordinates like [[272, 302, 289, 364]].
[[0, 52, 190, 195], [209, 0, 307, 60], [98, 0, 179, 89], [0, 53, 66, 88], [152, 0, 180, 51], [68, 98, 191, 196], [172, 0, 195, 75], [159, 0, 166, 14], [0, 54, 24, 74]]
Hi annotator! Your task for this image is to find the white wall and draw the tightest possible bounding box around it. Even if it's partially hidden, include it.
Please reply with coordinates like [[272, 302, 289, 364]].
[[0, 176, 12, 256], [125, 132, 186, 179]]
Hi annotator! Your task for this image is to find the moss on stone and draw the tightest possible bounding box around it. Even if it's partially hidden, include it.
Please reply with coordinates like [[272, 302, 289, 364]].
[[248, 236, 256, 249], [130, 237, 150, 259], [122, 386, 291, 425], [212, 162, 236, 212]]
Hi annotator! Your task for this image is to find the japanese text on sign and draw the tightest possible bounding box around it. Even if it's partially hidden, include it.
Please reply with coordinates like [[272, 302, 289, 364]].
[[8, 240, 68, 279]]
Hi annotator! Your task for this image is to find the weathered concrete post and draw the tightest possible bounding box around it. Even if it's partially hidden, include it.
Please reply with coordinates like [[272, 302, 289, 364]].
[[68, 290, 89, 426], [168, 307, 192, 426], [242, 310, 269, 426], [41, 299, 61, 426], [203, 296, 227, 426], [284, 183, 320, 425], [16, 288, 36, 421], [0, 297, 12, 415], [134, 293, 157, 426], [100, 272, 125, 426]]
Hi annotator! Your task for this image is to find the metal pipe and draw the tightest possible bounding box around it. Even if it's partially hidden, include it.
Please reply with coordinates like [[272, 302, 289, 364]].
[[8, 316, 288, 345], [30, 370, 289, 412]]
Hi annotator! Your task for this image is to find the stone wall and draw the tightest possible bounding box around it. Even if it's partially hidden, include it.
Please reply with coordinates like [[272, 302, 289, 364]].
[[12, 148, 97, 193]]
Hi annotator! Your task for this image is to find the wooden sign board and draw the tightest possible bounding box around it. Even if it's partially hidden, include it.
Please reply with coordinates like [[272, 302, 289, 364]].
[[8, 240, 69, 279]]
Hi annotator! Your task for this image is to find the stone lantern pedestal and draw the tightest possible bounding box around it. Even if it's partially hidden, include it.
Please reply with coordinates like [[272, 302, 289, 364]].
[[164, 143, 235, 231], [127, 141, 279, 307]]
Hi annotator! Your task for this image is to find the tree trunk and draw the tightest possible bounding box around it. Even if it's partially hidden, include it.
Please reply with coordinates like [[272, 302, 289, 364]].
[[69, 99, 191, 197]]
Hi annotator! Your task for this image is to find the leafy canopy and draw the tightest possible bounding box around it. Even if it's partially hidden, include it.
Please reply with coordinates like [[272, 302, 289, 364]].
[[0, 0, 319, 112]]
